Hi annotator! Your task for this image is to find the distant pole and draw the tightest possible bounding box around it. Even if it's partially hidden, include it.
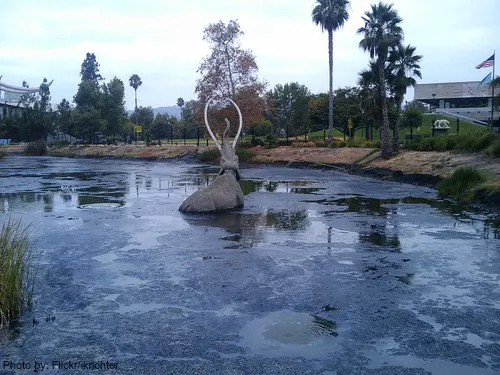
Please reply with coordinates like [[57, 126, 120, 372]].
[[197, 127, 200, 146], [491, 51, 496, 132]]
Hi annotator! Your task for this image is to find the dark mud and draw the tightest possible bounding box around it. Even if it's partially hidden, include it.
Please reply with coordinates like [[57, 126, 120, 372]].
[[0, 155, 499, 374]]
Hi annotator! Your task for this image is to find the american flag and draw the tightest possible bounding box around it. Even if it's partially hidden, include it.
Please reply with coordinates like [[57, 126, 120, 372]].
[[475, 54, 495, 69]]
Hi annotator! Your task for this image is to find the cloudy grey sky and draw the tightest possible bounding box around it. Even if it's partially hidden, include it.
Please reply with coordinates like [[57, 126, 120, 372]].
[[1, 0, 499, 110]]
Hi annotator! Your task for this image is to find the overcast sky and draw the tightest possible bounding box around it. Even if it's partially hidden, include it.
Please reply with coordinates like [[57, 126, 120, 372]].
[[1, 0, 499, 110]]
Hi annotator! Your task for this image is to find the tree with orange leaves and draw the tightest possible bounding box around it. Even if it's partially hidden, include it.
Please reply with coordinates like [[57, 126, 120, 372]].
[[195, 20, 267, 137]]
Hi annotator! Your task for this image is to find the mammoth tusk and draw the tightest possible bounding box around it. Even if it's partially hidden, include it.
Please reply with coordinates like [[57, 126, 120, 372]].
[[225, 98, 243, 148], [204, 97, 243, 150], [204, 97, 222, 151]]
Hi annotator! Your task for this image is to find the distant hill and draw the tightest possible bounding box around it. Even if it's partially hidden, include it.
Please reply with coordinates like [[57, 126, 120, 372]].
[[127, 105, 181, 119]]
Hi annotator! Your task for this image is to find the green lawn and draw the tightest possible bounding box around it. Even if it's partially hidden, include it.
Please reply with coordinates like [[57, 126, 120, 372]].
[[306, 114, 488, 141], [144, 115, 489, 146]]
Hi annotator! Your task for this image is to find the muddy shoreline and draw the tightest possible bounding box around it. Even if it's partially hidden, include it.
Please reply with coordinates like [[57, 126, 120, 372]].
[[2, 144, 499, 210]]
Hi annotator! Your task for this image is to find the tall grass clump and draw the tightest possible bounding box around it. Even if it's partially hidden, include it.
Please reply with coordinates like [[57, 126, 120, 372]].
[[24, 140, 47, 156], [455, 131, 496, 153], [197, 149, 220, 163], [437, 167, 487, 203], [236, 148, 256, 162], [486, 136, 500, 158], [0, 219, 36, 328]]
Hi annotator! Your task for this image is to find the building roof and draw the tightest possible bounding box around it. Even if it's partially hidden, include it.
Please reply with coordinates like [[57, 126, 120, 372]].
[[414, 81, 492, 100]]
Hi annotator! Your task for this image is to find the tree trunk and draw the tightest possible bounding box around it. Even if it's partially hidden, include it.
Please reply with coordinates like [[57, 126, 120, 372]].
[[328, 28, 334, 139], [225, 45, 236, 99], [378, 58, 392, 159], [393, 99, 402, 153], [134, 89, 138, 111]]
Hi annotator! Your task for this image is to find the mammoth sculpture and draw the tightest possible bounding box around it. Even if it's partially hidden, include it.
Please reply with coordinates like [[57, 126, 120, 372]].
[[433, 119, 451, 129], [179, 97, 244, 213]]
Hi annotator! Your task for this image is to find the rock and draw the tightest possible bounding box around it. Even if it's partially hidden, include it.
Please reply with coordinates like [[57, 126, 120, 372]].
[[179, 170, 244, 213]]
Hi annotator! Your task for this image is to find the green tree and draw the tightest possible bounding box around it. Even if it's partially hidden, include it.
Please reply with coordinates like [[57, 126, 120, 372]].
[[80, 52, 103, 84], [72, 107, 104, 143], [357, 2, 403, 158], [401, 106, 423, 139], [151, 113, 171, 144], [56, 98, 73, 140], [101, 77, 126, 138], [312, 0, 350, 140], [389, 44, 422, 152], [308, 93, 329, 132], [129, 74, 142, 111], [358, 60, 395, 133], [130, 106, 155, 130], [267, 82, 311, 140]]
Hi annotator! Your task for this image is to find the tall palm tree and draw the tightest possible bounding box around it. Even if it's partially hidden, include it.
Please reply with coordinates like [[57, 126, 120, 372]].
[[358, 61, 395, 140], [177, 97, 185, 144], [312, 0, 350, 141], [357, 2, 403, 158], [129, 74, 142, 111], [389, 44, 422, 153]]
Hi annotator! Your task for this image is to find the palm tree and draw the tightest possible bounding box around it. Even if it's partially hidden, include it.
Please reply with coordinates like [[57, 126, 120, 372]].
[[358, 60, 395, 139], [389, 44, 422, 153], [312, 0, 350, 141], [177, 98, 185, 144], [357, 2, 403, 158], [129, 74, 142, 111]]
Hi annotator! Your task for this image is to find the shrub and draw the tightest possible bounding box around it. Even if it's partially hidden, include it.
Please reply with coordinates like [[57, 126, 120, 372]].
[[291, 141, 316, 148], [265, 134, 277, 148], [437, 166, 487, 202], [52, 140, 70, 148], [0, 219, 36, 327], [144, 132, 151, 146], [455, 131, 496, 153], [24, 141, 47, 156], [236, 148, 256, 162], [311, 138, 327, 147], [276, 140, 292, 147], [251, 138, 265, 147], [197, 149, 220, 162], [486, 137, 500, 158], [238, 141, 254, 149]]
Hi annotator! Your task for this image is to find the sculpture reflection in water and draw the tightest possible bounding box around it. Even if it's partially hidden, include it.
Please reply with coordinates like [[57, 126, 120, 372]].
[[179, 97, 244, 213]]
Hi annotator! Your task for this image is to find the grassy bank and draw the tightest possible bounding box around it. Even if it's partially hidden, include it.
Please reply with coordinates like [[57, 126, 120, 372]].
[[437, 167, 500, 207], [0, 219, 36, 328]]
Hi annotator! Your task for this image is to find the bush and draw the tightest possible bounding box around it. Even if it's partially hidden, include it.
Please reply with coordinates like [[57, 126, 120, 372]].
[[197, 149, 220, 162], [144, 132, 151, 146], [52, 140, 70, 148], [0, 219, 36, 327], [405, 136, 457, 152], [276, 139, 292, 147], [265, 134, 277, 148], [238, 141, 254, 149], [486, 137, 500, 157], [455, 132, 496, 153], [437, 166, 487, 202], [24, 141, 47, 156], [291, 141, 316, 148], [236, 148, 256, 162], [251, 138, 265, 147]]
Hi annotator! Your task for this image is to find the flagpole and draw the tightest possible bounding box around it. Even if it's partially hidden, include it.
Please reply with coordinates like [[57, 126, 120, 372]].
[[491, 50, 496, 131]]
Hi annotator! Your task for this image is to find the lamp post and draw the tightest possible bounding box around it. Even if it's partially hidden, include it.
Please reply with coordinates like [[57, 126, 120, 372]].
[[432, 93, 436, 112]]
